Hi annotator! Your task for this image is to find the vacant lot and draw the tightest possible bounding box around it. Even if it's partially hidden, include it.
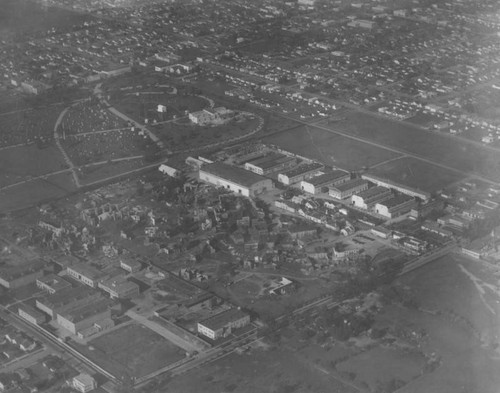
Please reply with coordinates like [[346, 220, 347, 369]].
[[0, 145, 67, 187], [368, 156, 465, 193], [81, 323, 185, 379], [0, 172, 76, 212], [375, 254, 500, 393], [342, 112, 500, 182], [264, 125, 402, 171]]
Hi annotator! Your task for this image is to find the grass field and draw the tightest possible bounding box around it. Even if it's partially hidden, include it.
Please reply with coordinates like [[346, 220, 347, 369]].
[[82, 323, 185, 379], [368, 156, 465, 193], [78, 158, 148, 186], [375, 254, 500, 393], [342, 112, 500, 182], [0, 172, 76, 212], [264, 125, 402, 171], [0, 145, 67, 187]]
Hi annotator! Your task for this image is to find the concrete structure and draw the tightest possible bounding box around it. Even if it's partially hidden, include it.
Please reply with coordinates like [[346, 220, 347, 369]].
[[98, 276, 139, 299], [66, 263, 106, 288], [370, 226, 392, 239], [375, 195, 416, 219], [0, 261, 45, 289], [300, 170, 350, 194], [120, 259, 142, 273], [244, 153, 296, 176], [351, 186, 392, 209], [72, 373, 96, 393], [56, 298, 113, 335], [278, 162, 324, 185], [199, 162, 273, 197], [36, 287, 101, 319], [197, 308, 250, 340], [158, 163, 180, 178], [361, 174, 431, 201], [329, 178, 369, 200], [18, 303, 46, 325], [36, 274, 71, 294]]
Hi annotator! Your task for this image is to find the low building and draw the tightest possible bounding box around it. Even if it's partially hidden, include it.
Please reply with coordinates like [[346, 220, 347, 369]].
[[370, 226, 392, 239], [361, 174, 431, 201], [329, 178, 369, 200], [98, 276, 139, 299], [421, 221, 453, 237], [351, 186, 392, 209], [347, 19, 375, 29], [119, 259, 142, 273], [278, 162, 324, 185], [18, 303, 46, 325], [375, 195, 417, 218], [409, 199, 445, 219], [197, 308, 250, 340], [56, 298, 113, 335], [66, 263, 106, 288], [301, 170, 350, 194], [0, 260, 45, 289], [244, 153, 296, 176], [199, 162, 273, 197], [72, 373, 96, 393], [461, 238, 491, 259], [36, 287, 101, 319], [158, 163, 181, 178], [36, 274, 71, 294]]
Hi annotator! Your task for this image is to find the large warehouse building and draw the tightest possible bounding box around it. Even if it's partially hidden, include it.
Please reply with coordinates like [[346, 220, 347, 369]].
[[300, 170, 350, 194], [361, 174, 431, 201], [199, 162, 273, 197]]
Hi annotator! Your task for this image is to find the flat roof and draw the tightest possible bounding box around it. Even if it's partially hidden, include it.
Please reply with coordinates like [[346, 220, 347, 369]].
[[18, 303, 46, 320], [355, 185, 391, 199], [38, 286, 97, 309], [304, 170, 349, 186], [246, 153, 294, 170], [281, 162, 323, 178], [67, 263, 105, 281], [99, 276, 139, 293], [331, 178, 368, 192], [37, 274, 71, 291], [377, 195, 414, 208], [200, 162, 270, 188], [59, 298, 113, 323], [362, 173, 431, 199], [199, 308, 248, 331]]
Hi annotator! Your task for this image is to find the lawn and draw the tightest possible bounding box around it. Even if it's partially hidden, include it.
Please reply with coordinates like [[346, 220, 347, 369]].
[[264, 125, 402, 171], [82, 323, 185, 379], [342, 112, 500, 182], [367, 156, 465, 193]]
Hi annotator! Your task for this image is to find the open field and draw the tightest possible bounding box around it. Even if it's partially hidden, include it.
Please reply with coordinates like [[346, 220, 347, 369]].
[[77, 323, 185, 379], [0, 145, 67, 187], [78, 158, 148, 186], [0, 172, 76, 212], [263, 125, 402, 171], [341, 112, 500, 182], [375, 254, 500, 393], [160, 345, 359, 393], [367, 156, 465, 193], [111, 92, 208, 124]]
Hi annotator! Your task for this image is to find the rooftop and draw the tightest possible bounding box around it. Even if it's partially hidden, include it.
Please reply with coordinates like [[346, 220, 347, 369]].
[[59, 298, 113, 323], [68, 263, 106, 281], [281, 162, 323, 178], [199, 308, 248, 331], [377, 195, 414, 208], [37, 274, 71, 291], [201, 162, 270, 188], [304, 170, 349, 186], [355, 185, 391, 199], [331, 178, 368, 192], [38, 286, 98, 309]]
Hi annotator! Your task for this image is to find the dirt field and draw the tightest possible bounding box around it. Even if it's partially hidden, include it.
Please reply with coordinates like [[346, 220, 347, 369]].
[[0, 172, 76, 212], [378, 253, 500, 393], [0, 145, 67, 187], [161, 345, 359, 393], [367, 156, 465, 193], [80, 323, 185, 379], [263, 125, 402, 171], [341, 112, 500, 182]]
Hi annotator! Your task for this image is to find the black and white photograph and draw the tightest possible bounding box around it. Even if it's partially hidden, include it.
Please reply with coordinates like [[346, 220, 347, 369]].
[[0, 0, 499, 392]]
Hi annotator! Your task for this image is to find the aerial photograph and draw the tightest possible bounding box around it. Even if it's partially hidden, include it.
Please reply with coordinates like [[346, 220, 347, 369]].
[[0, 0, 499, 392]]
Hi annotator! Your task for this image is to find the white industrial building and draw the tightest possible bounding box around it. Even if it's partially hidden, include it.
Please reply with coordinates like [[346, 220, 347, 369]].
[[199, 162, 273, 197], [300, 170, 350, 194], [361, 174, 431, 201]]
